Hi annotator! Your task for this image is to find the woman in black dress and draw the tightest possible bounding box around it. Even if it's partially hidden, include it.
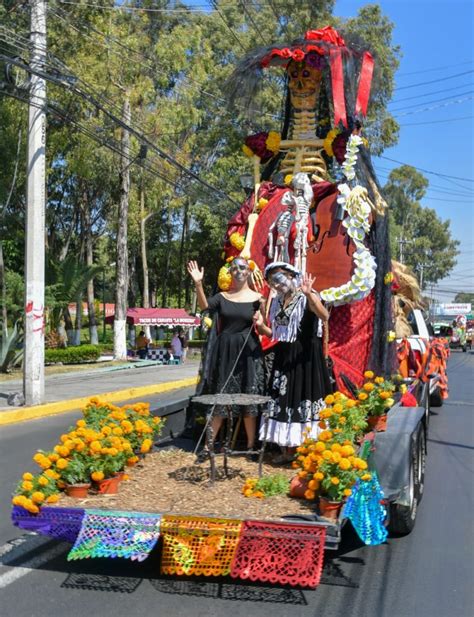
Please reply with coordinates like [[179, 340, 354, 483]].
[[255, 262, 331, 458], [187, 258, 264, 451]]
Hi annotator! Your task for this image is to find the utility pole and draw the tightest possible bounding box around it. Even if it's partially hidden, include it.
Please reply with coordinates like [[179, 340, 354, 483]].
[[24, 0, 46, 405], [113, 95, 131, 360]]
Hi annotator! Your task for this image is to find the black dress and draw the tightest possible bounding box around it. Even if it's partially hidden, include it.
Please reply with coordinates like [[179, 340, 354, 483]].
[[260, 303, 332, 446], [205, 294, 264, 416]]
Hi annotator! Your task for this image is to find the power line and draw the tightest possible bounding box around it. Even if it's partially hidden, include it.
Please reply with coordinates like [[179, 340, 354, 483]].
[[390, 92, 474, 114], [394, 69, 474, 91], [399, 114, 473, 126], [397, 60, 473, 77], [378, 156, 474, 183], [1, 52, 241, 206], [389, 82, 474, 105]]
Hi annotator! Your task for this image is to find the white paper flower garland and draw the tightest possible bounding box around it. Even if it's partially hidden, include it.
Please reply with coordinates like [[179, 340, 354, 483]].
[[320, 135, 377, 306]]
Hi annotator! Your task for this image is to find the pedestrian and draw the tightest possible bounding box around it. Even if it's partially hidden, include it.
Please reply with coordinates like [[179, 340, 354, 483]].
[[187, 258, 265, 455], [179, 329, 189, 363], [171, 330, 183, 363], [254, 262, 332, 462], [136, 330, 150, 360]]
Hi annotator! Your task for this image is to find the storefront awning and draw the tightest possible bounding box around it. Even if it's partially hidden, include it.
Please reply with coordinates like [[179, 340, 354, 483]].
[[105, 308, 200, 327]]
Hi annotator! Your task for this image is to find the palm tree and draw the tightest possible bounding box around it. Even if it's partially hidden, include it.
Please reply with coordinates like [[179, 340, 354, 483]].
[[46, 256, 102, 345]]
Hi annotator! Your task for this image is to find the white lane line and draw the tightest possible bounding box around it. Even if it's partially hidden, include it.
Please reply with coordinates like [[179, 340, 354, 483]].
[[0, 541, 69, 588]]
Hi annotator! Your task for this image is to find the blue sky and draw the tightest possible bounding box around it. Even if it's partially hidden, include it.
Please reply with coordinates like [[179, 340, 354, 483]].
[[334, 0, 473, 304]]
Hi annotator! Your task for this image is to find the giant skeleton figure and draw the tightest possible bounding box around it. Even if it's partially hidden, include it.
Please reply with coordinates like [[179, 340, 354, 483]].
[[222, 26, 396, 388]]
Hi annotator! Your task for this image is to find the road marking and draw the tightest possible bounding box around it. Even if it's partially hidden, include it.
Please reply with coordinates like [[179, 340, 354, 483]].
[[0, 541, 68, 588]]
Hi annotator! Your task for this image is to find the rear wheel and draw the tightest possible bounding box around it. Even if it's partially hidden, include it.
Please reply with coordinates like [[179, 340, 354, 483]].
[[388, 429, 424, 535]]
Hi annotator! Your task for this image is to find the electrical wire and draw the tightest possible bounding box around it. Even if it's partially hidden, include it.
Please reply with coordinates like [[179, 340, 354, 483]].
[[398, 114, 473, 126], [378, 156, 474, 183], [389, 82, 474, 105], [394, 69, 474, 91], [390, 91, 474, 114]]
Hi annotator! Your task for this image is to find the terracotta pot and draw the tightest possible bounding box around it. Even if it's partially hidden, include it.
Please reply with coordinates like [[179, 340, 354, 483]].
[[318, 496, 343, 520], [289, 476, 309, 498], [367, 414, 387, 432], [96, 475, 122, 495], [65, 483, 91, 498]]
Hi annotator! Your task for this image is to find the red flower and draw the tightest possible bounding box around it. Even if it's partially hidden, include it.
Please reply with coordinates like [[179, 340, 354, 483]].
[[305, 26, 346, 47], [280, 48, 292, 58], [292, 49, 306, 62], [244, 132, 275, 163], [332, 133, 348, 164]]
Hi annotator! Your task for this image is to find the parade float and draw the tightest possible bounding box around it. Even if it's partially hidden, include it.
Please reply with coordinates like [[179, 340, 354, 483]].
[[11, 26, 449, 589]]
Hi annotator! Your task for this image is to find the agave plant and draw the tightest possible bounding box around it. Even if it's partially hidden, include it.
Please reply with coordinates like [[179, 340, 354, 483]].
[[0, 319, 24, 373]]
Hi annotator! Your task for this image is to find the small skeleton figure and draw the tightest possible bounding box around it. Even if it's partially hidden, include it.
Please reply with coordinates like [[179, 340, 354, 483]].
[[268, 201, 295, 263], [282, 173, 314, 273]]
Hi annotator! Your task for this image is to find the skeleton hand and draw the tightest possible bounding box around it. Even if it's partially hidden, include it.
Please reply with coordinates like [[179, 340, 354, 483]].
[[251, 266, 265, 292]]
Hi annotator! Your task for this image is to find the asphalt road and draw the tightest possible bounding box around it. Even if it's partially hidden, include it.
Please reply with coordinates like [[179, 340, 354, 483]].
[[0, 354, 473, 617]]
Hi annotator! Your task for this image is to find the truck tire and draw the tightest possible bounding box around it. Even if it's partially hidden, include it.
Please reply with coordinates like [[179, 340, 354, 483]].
[[388, 434, 420, 536], [429, 385, 443, 408]]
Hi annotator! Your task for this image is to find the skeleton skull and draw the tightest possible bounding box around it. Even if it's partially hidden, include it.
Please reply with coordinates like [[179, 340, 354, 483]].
[[287, 60, 322, 110]]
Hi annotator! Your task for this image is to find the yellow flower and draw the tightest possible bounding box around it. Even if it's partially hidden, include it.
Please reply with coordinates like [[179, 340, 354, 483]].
[[22, 472, 34, 481], [339, 459, 351, 470], [90, 440, 102, 453], [322, 450, 334, 462], [57, 445, 70, 458], [384, 272, 394, 285], [140, 439, 152, 454], [333, 403, 344, 414], [217, 266, 232, 291], [358, 392, 368, 401], [340, 445, 355, 457], [46, 494, 60, 504], [76, 419, 86, 428], [12, 495, 28, 507], [304, 489, 316, 500], [242, 144, 254, 158], [56, 458, 69, 470], [38, 476, 49, 487], [332, 452, 342, 463], [361, 473, 372, 481], [384, 398, 395, 408], [363, 382, 375, 392], [343, 488, 352, 497], [379, 391, 390, 400], [374, 376, 384, 384], [284, 174, 293, 186], [314, 471, 324, 481], [345, 399, 357, 408], [324, 394, 335, 405], [387, 330, 396, 342], [364, 371, 374, 379], [265, 131, 281, 153], [22, 481, 33, 491], [91, 471, 104, 482], [315, 441, 326, 453], [330, 477, 340, 485], [323, 128, 340, 157], [229, 232, 245, 251], [330, 443, 341, 453], [256, 198, 269, 212], [48, 453, 59, 462], [31, 491, 45, 504], [319, 430, 333, 442], [44, 469, 60, 480]]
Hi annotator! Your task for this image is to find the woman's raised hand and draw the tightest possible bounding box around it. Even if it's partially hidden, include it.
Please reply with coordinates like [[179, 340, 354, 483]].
[[187, 260, 204, 284], [301, 272, 316, 295]]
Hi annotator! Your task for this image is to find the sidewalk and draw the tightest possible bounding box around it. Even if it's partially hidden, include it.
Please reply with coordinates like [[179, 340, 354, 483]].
[[0, 361, 199, 426]]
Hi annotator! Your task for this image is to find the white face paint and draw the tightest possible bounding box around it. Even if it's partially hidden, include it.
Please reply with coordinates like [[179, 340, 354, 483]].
[[268, 271, 295, 295], [229, 259, 250, 282]]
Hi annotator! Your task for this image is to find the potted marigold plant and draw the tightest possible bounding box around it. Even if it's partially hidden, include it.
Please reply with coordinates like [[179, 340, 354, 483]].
[[319, 392, 368, 442], [12, 470, 61, 513], [356, 371, 396, 432]]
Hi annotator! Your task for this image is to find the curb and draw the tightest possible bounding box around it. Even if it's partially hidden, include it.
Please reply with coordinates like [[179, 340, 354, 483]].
[[0, 376, 198, 427]]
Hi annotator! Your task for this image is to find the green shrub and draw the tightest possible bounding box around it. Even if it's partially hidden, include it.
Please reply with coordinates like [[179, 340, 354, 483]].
[[187, 340, 205, 348], [45, 344, 101, 365]]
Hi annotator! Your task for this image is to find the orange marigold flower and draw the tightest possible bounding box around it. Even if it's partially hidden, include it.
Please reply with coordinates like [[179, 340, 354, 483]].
[[22, 472, 34, 481], [363, 382, 375, 392], [358, 392, 368, 401], [379, 391, 390, 400], [364, 371, 374, 379], [46, 494, 60, 504], [31, 491, 45, 504], [374, 376, 384, 384], [22, 480, 34, 491], [330, 477, 340, 485], [333, 403, 343, 414], [304, 489, 316, 500], [324, 394, 335, 405], [56, 458, 69, 470], [91, 471, 104, 482], [343, 489, 352, 497]]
